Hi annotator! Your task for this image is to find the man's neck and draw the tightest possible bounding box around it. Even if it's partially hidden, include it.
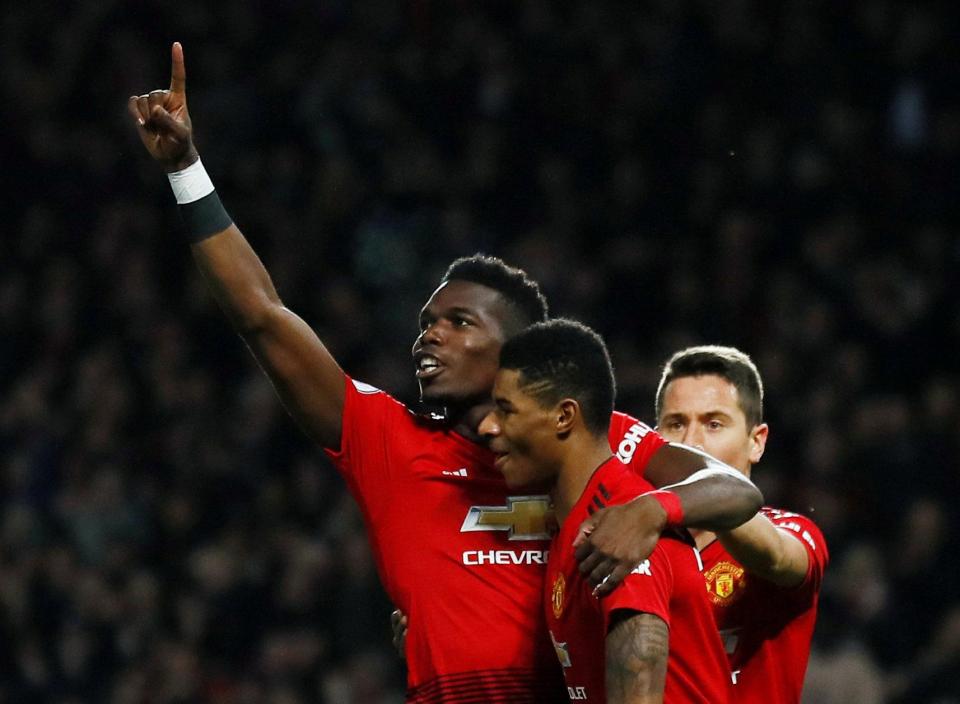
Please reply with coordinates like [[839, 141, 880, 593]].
[[691, 529, 716, 550], [551, 437, 614, 524], [445, 399, 496, 444]]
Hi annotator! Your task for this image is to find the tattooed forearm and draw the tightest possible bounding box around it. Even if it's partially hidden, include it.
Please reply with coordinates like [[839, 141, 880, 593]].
[[606, 612, 668, 704]]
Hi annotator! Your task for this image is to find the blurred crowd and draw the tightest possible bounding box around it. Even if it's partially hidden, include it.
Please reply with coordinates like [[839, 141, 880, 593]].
[[4, 1, 960, 702]]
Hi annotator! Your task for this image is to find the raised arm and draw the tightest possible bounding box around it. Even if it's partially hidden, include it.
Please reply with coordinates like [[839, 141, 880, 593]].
[[605, 612, 668, 704], [576, 443, 761, 594], [128, 43, 345, 449]]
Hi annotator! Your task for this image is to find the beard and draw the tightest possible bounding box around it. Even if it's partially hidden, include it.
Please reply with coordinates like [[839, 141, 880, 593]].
[[421, 386, 470, 407], [419, 382, 491, 413]]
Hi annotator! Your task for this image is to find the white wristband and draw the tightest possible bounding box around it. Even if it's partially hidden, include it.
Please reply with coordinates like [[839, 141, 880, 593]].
[[167, 158, 216, 204]]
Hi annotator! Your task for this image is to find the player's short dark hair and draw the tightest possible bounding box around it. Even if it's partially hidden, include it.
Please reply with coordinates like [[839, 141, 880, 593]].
[[655, 345, 764, 428], [499, 319, 614, 436], [441, 254, 549, 334]]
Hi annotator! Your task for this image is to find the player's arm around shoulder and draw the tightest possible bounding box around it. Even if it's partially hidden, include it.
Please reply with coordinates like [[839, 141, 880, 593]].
[[605, 611, 667, 704], [715, 510, 815, 588], [644, 443, 762, 530], [129, 43, 346, 449], [607, 415, 762, 529], [576, 426, 762, 597]]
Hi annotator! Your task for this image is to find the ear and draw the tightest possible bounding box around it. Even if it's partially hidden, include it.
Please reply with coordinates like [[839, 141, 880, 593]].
[[556, 399, 580, 436], [748, 423, 769, 464]]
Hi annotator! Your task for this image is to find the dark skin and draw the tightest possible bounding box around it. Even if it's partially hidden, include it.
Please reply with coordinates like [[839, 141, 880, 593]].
[[129, 42, 346, 449], [476, 368, 671, 704], [606, 613, 669, 704], [128, 46, 518, 450], [131, 42, 761, 648], [412, 280, 521, 441]]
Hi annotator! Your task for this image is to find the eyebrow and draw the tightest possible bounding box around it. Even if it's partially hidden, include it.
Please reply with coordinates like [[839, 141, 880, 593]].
[[661, 410, 734, 420], [421, 305, 478, 319], [701, 410, 734, 420]]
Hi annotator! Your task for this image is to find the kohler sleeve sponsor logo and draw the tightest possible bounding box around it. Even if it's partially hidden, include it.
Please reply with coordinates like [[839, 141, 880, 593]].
[[615, 422, 651, 464]]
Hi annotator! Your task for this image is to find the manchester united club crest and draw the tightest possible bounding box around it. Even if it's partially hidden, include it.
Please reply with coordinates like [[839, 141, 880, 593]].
[[703, 561, 747, 605], [552, 573, 566, 619]]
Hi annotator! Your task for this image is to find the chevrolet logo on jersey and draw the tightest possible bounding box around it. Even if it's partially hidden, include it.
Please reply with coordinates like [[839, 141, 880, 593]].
[[461, 496, 555, 540]]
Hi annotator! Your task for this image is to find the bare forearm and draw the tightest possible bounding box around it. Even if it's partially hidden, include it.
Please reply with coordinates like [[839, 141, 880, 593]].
[[573, 458, 760, 595], [716, 514, 808, 587], [644, 444, 761, 531], [133, 43, 346, 448], [192, 224, 284, 333], [190, 223, 346, 449], [668, 472, 762, 531], [606, 612, 667, 704]]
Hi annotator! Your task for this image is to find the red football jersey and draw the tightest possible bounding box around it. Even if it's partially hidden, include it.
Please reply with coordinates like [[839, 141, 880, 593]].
[[324, 378, 666, 702], [700, 507, 829, 703], [545, 458, 731, 704]]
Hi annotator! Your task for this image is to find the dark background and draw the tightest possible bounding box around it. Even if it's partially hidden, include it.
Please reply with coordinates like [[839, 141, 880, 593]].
[[4, 1, 960, 702]]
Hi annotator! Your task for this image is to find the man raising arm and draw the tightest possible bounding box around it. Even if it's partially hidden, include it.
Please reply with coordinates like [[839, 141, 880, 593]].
[[128, 42, 346, 449], [129, 44, 759, 702]]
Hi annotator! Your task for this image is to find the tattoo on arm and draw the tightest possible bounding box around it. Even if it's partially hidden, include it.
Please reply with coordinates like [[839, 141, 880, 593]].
[[606, 612, 668, 704]]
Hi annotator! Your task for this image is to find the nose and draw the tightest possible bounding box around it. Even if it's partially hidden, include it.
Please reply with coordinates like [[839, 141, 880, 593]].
[[418, 320, 444, 346], [478, 411, 500, 439], [682, 424, 705, 451]]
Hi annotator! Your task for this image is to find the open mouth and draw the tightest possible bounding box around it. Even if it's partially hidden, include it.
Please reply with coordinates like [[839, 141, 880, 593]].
[[415, 354, 444, 379]]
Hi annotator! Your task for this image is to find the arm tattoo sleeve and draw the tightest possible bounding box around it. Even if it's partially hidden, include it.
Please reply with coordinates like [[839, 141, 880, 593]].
[[606, 612, 669, 704]]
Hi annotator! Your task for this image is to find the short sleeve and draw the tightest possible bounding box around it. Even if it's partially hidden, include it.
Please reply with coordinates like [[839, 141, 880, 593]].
[[765, 508, 829, 592], [599, 541, 674, 632], [608, 413, 668, 473], [323, 375, 406, 501]]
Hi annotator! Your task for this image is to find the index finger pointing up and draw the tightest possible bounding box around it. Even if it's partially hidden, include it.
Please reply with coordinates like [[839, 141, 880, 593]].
[[169, 41, 186, 94]]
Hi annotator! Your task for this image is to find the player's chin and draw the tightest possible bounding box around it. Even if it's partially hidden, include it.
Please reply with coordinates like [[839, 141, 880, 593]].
[[419, 384, 449, 405], [502, 466, 542, 491], [503, 473, 529, 490], [420, 383, 474, 407]]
